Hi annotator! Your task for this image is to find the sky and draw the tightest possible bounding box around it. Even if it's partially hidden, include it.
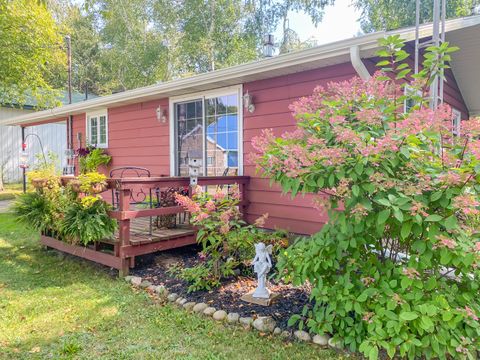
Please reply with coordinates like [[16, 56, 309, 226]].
[[275, 0, 363, 45]]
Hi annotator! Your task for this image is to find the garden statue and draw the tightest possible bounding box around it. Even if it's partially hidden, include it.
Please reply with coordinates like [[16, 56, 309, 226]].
[[241, 242, 279, 306], [252, 242, 273, 298]]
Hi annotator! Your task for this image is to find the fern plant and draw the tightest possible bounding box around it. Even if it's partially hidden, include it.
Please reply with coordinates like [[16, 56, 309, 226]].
[[61, 199, 117, 246], [12, 192, 56, 235]]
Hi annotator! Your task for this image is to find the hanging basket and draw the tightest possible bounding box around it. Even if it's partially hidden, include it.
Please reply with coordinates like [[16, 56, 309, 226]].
[[89, 182, 107, 194]]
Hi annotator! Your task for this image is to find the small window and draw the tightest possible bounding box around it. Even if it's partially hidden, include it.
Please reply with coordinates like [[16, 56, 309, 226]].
[[86, 110, 108, 148], [404, 85, 422, 113], [207, 156, 214, 165], [452, 108, 462, 136]]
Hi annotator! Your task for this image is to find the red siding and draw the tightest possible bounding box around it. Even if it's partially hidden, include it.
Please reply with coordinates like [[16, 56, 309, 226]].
[[65, 57, 469, 236], [243, 59, 469, 235], [72, 99, 170, 177], [243, 63, 358, 234]]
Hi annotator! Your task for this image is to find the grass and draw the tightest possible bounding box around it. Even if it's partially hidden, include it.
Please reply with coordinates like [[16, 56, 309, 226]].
[[0, 213, 343, 360], [0, 183, 24, 201]]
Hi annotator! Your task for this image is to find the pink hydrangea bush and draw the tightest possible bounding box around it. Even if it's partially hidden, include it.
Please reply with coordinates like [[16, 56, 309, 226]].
[[253, 36, 480, 359], [175, 185, 288, 291]]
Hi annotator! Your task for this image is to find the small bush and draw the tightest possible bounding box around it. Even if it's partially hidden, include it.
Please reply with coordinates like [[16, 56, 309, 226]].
[[175, 185, 288, 291]]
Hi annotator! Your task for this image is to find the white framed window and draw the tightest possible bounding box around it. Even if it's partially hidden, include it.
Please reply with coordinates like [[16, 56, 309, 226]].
[[404, 85, 423, 113], [452, 108, 462, 136], [86, 110, 108, 148], [169, 85, 243, 176]]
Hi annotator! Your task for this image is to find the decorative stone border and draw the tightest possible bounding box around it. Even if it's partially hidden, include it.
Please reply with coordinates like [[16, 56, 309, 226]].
[[124, 275, 342, 351]]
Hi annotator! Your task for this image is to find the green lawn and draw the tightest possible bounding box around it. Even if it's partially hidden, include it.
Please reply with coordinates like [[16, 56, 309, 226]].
[[0, 183, 24, 201], [0, 213, 342, 360]]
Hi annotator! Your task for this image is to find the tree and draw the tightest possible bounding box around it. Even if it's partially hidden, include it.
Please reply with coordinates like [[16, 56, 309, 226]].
[[354, 0, 474, 32], [0, 0, 66, 108]]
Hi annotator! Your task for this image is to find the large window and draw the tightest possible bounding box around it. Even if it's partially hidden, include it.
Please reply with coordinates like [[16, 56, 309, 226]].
[[172, 88, 241, 176], [86, 110, 108, 148]]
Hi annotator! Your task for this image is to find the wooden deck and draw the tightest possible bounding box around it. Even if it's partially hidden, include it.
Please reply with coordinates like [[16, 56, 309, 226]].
[[125, 217, 195, 245]]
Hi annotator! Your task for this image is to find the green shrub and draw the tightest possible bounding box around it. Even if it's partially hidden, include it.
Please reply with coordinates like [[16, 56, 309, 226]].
[[12, 191, 56, 235], [61, 198, 117, 246], [175, 185, 288, 291], [253, 36, 480, 359]]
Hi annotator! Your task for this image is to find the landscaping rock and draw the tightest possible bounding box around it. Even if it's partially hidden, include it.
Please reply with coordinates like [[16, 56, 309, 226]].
[[124, 275, 134, 283], [167, 293, 179, 302], [203, 307, 216, 316], [154, 285, 167, 296], [226, 312, 239, 324], [147, 285, 157, 292], [139, 280, 152, 289], [312, 334, 330, 346], [252, 316, 276, 333], [177, 298, 187, 306], [183, 302, 196, 311], [294, 330, 311, 342], [273, 327, 282, 335], [328, 337, 342, 349], [239, 317, 253, 329], [281, 331, 290, 338], [130, 276, 142, 286], [212, 310, 227, 321], [193, 303, 208, 314]]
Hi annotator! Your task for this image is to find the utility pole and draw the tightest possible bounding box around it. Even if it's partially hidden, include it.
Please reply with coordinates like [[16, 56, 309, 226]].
[[65, 35, 72, 105]]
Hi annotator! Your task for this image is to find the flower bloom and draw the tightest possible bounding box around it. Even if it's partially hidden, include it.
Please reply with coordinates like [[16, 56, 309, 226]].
[[475, 242, 480, 252], [453, 195, 480, 216], [464, 306, 479, 321], [175, 193, 201, 214], [434, 235, 457, 250], [362, 312, 374, 323], [402, 267, 421, 279], [254, 213, 269, 227], [219, 224, 230, 234], [195, 212, 210, 222], [205, 200, 216, 212]]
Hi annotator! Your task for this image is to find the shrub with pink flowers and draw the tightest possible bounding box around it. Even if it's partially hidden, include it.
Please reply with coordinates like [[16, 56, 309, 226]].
[[175, 185, 288, 291], [253, 36, 480, 359]]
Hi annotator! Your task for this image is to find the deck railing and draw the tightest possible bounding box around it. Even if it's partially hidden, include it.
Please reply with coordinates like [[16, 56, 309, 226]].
[[106, 175, 250, 275]]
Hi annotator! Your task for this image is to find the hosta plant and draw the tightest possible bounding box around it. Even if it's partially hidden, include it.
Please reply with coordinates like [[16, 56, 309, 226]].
[[252, 36, 480, 359]]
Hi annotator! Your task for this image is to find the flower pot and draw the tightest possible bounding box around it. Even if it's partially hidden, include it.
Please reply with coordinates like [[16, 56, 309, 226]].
[[31, 178, 48, 189], [89, 182, 107, 194], [69, 179, 82, 192]]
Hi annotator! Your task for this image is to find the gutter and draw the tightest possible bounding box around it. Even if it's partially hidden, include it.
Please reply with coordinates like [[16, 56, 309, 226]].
[[350, 45, 371, 80]]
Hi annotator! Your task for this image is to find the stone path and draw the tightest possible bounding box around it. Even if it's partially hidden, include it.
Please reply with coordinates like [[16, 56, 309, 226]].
[[0, 200, 13, 213]]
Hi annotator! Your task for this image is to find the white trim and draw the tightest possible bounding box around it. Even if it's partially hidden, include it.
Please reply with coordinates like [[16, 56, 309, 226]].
[[4, 15, 479, 127], [452, 108, 462, 136], [85, 109, 108, 148], [169, 85, 243, 176]]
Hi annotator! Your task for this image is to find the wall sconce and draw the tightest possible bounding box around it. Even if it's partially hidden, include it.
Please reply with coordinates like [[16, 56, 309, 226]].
[[156, 105, 167, 123], [243, 91, 255, 113]]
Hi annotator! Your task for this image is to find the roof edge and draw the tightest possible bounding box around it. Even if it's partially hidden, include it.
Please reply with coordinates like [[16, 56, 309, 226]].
[[3, 14, 480, 127]]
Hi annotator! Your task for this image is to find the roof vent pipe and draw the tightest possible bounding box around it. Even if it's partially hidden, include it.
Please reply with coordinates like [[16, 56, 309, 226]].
[[263, 34, 275, 58]]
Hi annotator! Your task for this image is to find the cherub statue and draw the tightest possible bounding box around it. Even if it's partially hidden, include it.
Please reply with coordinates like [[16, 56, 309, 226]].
[[252, 242, 273, 299]]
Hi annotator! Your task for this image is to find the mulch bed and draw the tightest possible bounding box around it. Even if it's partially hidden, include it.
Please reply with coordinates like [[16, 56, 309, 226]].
[[131, 245, 312, 329]]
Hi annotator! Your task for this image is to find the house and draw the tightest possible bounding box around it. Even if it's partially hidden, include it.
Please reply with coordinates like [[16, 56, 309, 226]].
[[3, 15, 480, 235], [0, 92, 93, 183]]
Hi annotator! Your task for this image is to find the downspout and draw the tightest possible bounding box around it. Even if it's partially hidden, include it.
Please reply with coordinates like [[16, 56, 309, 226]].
[[350, 45, 371, 80]]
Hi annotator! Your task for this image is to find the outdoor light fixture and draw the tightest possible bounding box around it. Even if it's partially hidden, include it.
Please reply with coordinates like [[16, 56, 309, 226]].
[[156, 105, 167, 123], [243, 91, 255, 113]]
